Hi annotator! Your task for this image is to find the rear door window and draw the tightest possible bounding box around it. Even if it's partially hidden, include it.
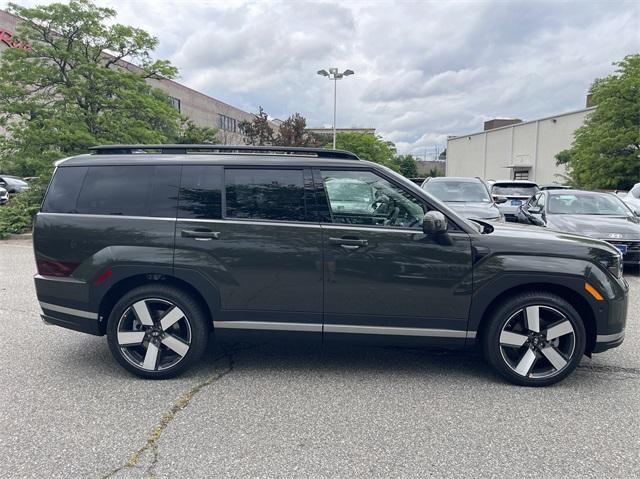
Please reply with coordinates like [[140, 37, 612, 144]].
[[76, 165, 179, 217], [178, 165, 222, 219], [41, 167, 88, 213], [224, 168, 307, 222]]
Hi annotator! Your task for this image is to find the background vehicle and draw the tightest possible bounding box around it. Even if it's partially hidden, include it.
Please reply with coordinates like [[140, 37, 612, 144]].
[[516, 189, 640, 266], [0, 175, 29, 194], [539, 184, 572, 191], [490, 180, 539, 221], [623, 183, 640, 211], [422, 176, 505, 221], [33, 145, 628, 386], [0, 186, 8, 205]]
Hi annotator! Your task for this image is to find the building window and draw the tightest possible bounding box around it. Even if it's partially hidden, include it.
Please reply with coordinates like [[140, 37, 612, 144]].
[[169, 96, 181, 112], [513, 168, 530, 180], [218, 114, 237, 133]]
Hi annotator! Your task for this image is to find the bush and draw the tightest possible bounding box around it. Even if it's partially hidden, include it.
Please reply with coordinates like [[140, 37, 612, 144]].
[[0, 182, 46, 239]]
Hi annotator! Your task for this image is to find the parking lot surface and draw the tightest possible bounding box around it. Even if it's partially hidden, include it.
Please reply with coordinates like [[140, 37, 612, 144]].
[[1, 239, 639, 478]]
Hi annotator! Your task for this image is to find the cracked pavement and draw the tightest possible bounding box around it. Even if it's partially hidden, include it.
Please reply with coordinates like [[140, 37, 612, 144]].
[[1, 239, 639, 478]]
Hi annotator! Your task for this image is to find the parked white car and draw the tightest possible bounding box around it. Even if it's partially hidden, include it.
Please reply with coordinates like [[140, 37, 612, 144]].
[[623, 183, 640, 212], [0, 186, 8, 205]]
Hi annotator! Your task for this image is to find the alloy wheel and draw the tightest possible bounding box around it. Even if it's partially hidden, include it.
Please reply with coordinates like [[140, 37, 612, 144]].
[[499, 305, 576, 379], [116, 298, 192, 372]]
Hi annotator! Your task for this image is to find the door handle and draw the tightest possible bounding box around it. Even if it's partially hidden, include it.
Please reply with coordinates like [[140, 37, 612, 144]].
[[181, 229, 221, 240], [329, 237, 368, 247]]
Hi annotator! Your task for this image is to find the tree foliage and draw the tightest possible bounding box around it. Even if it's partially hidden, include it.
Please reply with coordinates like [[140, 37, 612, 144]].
[[238, 106, 275, 146], [333, 132, 397, 168], [556, 54, 640, 189], [275, 113, 324, 147], [390, 154, 419, 178], [0, 0, 217, 177]]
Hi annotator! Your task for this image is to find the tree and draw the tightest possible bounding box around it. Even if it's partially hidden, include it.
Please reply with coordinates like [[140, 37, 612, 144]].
[[176, 120, 220, 144], [0, 0, 217, 178], [333, 132, 397, 168], [390, 154, 419, 178], [238, 106, 275, 145], [275, 113, 323, 147], [556, 54, 640, 190]]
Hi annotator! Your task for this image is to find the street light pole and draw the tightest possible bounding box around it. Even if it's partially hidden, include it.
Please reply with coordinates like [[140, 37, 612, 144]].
[[317, 68, 354, 150]]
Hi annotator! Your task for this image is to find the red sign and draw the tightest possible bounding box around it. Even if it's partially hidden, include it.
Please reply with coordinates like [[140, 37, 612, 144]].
[[0, 28, 30, 50]]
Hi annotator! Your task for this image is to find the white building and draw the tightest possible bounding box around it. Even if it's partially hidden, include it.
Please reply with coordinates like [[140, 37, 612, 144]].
[[446, 106, 596, 184]]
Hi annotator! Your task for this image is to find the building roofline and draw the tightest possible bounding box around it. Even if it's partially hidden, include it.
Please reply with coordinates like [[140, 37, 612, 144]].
[[449, 106, 597, 140], [0, 8, 256, 119]]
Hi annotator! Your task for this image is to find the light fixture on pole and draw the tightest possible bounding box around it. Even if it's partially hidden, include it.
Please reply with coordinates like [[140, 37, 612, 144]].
[[317, 68, 354, 149]]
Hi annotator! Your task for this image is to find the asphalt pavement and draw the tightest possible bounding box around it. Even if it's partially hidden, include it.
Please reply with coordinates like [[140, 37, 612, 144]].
[[1, 239, 639, 478]]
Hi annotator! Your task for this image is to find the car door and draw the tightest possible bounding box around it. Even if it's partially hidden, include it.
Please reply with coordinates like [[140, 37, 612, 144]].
[[314, 167, 474, 344], [174, 164, 323, 335]]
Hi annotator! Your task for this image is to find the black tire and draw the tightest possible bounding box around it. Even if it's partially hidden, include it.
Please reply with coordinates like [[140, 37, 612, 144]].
[[483, 290, 586, 387], [106, 284, 209, 379]]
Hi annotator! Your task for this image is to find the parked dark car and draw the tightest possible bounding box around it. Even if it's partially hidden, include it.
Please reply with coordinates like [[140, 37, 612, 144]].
[[0, 175, 29, 194], [421, 176, 505, 221], [33, 145, 628, 386], [516, 189, 640, 266], [490, 180, 539, 221]]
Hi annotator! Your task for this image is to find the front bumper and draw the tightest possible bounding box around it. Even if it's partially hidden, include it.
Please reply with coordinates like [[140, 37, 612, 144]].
[[592, 277, 628, 353]]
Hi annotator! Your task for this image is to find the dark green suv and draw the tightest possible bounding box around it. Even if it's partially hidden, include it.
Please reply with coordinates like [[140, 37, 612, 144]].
[[34, 145, 628, 386]]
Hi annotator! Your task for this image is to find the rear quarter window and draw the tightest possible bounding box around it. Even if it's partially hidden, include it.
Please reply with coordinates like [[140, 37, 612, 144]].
[[41, 167, 88, 213], [75, 165, 179, 217]]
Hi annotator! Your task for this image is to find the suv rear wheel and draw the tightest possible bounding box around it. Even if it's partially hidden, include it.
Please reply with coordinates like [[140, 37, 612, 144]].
[[106, 284, 209, 379], [483, 291, 586, 386]]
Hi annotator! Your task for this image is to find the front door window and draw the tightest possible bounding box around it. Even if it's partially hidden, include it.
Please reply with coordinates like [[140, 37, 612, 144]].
[[320, 170, 425, 229]]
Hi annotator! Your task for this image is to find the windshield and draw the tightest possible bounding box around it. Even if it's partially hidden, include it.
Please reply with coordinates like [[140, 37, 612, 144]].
[[548, 193, 632, 215], [424, 180, 491, 203], [491, 184, 538, 196]]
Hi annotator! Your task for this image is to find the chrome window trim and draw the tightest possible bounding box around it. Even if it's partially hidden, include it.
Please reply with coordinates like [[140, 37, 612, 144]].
[[322, 224, 423, 235], [38, 212, 176, 222], [182, 218, 320, 229], [39, 301, 98, 320]]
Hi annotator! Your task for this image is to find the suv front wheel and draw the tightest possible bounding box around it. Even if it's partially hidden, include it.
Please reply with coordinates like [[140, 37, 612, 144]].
[[483, 291, 586, 386], [106, 284, 209, 379]]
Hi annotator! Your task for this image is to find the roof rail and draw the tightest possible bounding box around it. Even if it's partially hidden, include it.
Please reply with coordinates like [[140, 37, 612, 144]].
[[89, 144, 360, 160]]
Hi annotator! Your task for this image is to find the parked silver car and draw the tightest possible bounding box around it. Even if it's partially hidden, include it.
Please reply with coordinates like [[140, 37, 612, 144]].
[[0, 175, 29, 194], [0, 186, 8, 205], [623, 183, 640, 211], [490, 180, 539, 222]]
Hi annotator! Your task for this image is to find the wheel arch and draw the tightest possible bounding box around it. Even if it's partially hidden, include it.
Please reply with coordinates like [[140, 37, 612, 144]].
[[473, 282, 597, 355], [98, 273, 216, 334]]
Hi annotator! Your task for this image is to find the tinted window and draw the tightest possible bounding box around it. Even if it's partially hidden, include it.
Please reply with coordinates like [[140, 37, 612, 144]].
[[491, 184, 539, 196], [424, 180, 491, 203], [225, 169, 306, 221], [321, 170, 425, 229], [548, 193, 631, 215], [42, 167, 88, 213], [178, 165, 222, 219], [76, 165, 179, 217]]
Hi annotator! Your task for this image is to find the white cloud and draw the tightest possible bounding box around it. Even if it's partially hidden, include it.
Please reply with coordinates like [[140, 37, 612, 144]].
[[4, 0, 639, 155]]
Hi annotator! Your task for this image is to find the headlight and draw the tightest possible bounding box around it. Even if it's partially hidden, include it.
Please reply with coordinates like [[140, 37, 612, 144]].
[[600, 254, 623, 278]]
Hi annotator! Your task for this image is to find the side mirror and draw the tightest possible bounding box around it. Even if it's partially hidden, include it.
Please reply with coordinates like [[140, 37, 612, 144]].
[[422, 211, 448, 235], [493, 195, 508, 204]]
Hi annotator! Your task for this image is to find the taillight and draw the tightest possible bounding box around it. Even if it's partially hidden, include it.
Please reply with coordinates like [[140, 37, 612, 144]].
[[36, 259, 80, 277]]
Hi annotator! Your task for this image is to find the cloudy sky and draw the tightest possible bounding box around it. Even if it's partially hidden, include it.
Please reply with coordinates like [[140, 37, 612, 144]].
[[5, 0, 640, 157]]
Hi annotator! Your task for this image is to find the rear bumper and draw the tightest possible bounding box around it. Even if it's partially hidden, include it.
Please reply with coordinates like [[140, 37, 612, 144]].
[[35, 274, 103, 336], [41, 312, 102, 335]]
